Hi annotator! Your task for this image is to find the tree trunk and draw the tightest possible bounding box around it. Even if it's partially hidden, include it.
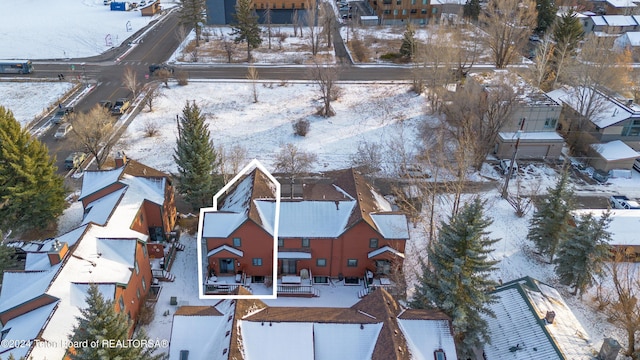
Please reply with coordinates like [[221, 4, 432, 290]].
[[626, 328, 636, 357]]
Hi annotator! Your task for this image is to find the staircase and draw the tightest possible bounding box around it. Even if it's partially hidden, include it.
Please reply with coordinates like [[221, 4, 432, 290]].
[[153, 269, 175, 282], [174, 242, 185, 251]]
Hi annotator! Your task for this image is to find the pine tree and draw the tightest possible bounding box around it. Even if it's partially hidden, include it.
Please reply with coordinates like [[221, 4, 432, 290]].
[[173, 101, 222, 210], [231, 0, 263, 62], [552, 9, 584, 55], [70, 284, 162, 360], [0, 106, 66, 233], [178, 0, 207, 46], [527, 169, 574, 263], [463, 0, 480, 21], [555, 211, 612, 296], [410, 198, 499, 359], [535, 0, 557, 33], [0, 243, 16, 285], [399, 23, 417, 59]]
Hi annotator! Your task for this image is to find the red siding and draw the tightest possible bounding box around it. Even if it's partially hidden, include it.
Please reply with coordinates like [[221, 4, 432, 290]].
[[114, 241, 152, 334], [80, 183, 126, 208]]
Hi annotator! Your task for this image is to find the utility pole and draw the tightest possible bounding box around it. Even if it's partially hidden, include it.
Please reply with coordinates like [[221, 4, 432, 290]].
[[501, 118, 525, 199]]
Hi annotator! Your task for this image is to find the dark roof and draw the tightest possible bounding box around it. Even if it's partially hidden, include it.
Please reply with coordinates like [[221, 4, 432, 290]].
[[103, 157, 170, 180], [351, 288, 410, 360], [243, 307, 380, 323], [398, 308, 451, 321], [174, 306, 222, 316]]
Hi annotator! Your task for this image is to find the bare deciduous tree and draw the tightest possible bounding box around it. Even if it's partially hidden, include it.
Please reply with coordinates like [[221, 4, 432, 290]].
[[598, 255, 640, 357], [452, 26, 482, 79], [412, 27, 456, 109], [482, 0, 537, 68], [292, 10, 300, 38], [122, 67, 140, 99], [350, 140, 383, 174], [218, 143, 249, 182], [529, 35, 554, 91], [70, 106, 118, 169], [144, 84, 165, 112], [504, 175, 541, 217], [306, 1, 321, 56], [221, 35, 236, 63], [247, 65, 259, 103], [320, 2, 334, 49], [265, 4, 273, 50], [175, 25, 188, 43], [274, 143, 318, 176], [309, 61, 339, 117]]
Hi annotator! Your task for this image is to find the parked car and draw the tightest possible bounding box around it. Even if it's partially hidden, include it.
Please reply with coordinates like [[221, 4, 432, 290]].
[[111, 98, 131, 115], [149, 64, 174, 75], [64, 152, 87, 170], [99, 100, 112, 110], [634, 158, 640, 172], [592, 169, 610, 183], [51, 107, 74, 125], [609, 195, 640, 209], [103, 0, 112, 4], [529, 34, 541, 42], [499, 159, 518, 177], [54, 123, 73, 139], [400, 164, 432, 178]]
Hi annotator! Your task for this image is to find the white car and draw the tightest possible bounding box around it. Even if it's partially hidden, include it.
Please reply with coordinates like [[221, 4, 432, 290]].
[[54, 123, 73, 139]]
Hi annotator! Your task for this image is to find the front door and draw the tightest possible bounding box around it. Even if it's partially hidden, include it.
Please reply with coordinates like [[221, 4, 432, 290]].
[[220, 258, 235, 274], [149, 227, 164, 242], [281, 259, 297, 275]]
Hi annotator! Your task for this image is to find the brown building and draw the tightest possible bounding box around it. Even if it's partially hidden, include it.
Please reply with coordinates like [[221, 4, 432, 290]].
[[0, 154, 178, 360], [199, 167, 409, 296]]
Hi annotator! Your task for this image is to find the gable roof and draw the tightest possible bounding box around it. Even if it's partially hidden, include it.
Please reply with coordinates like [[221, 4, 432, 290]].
[[484, 277, 593, 359], [170, 304, 232, 360], [81, 187, 126, 226], [0, 301, 58, 360], [79, 167, 125, 200], [590, 140, 639, 161], [0, 270, 59, 314]]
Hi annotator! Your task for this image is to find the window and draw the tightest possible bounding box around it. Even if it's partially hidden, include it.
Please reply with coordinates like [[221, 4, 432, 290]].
[[301, 2, 305, 8], [302, 238, 310, 247], [233, 237, 241, 247], [432, 7, 437, 13], [137, 288, 141, 299], [421, 8, 427, 14], [383, 9, 391, 14], [411, 8, 417, 13], [317, 258, 327, 267], [119, 295, 125, 311], [369, 238, 379, 248], [347, 259, 358, 267], [393, 9, 398, 15], [0, 328, 9, 341], [422, 0, 427, 4], [544, 118, 557, 129], [252, 258, 263, 266], [383, 0, 392, 4], [142, 276, 147, 291], [622, 119, 640, 136], [278, 238, 284, 247], [313, 276, 329, 284], [281, 3, 285, 8], [402, 9, 407, 15], [411, 0, 416, 4], [139, 212, 144, 223], [135, 260, 139, 275], [142, 245, 148, 258], [396, 0, 401, 4], [434, 349, 446, 360]]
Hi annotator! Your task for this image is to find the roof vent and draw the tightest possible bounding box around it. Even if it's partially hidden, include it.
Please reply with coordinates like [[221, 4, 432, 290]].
[[545, 310, 556, 324], [335, 201, 339, 210]]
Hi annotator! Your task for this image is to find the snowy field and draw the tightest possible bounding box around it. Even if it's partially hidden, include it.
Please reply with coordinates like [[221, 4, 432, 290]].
[[0, 82, 75, 126], [116, 80, 426, 173], [0, 0, 176, 59]]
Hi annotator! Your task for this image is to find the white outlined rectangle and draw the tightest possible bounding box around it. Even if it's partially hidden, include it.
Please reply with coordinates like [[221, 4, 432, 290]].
[[197, 159, 279, 299]]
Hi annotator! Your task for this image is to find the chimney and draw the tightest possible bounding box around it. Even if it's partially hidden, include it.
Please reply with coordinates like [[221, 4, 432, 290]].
[[48, 240, 69, 266], [544, 310, 556, 324], [115, 151, 128, 168], [627, 99, 633, 107], [335, 201, 340, 210], [598, 338, 621, 360]]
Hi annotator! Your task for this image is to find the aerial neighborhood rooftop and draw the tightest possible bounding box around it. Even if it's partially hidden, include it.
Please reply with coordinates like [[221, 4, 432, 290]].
[[2, 0, 640, 359]]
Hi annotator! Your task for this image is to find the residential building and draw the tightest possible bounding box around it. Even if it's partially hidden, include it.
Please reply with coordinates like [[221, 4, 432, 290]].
[[0, 154, 177, 360], [614, 31, 640, 60], [169, 287, 457, 360], [468, 71, 564, 160], [206, 0, 316, 25], [199, 167, 409, 296], [587, 140, 639, 171], [367, 0, 435, 25], [484, 277, 599, 359], [547, 86, 640, 153], [582, 14, 640, 34]]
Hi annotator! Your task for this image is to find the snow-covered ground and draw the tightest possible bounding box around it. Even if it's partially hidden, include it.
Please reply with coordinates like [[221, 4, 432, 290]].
[[0, 82, 75, 127], [0, 0, 177, 59]]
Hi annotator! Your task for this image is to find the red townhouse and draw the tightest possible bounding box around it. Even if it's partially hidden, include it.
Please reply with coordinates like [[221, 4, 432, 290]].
[[200, 168, 409, 290]]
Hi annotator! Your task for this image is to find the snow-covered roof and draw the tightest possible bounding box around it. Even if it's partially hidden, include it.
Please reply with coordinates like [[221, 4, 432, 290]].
[[590, 140, 639, 161], [202, 211, 247, 238], [0, 270, 58, 313], [430, 0, 465, 4], [470, 71, 560, 107], [69, 283, 116, 309], [620, 31, 640, 46], [484, 277, 594, 359], [239, 320, 382, 360], [169, 305, 232, 360], [218, 172, 254, 213], [81, 187, 126, 226], [591, 16, 608, 26], [606, 0, 638, 8], [79, 167, 125, 200], [573, 209, 640, 246], [603, 14, 638, 26], [368, 245, 405, 259], [397, 318, 458, 360], [370, 214, 410, 239], [278, 251, 312, 259], [24, 252, 55, 271], [254, 200, 356, 238], [499, 132, 564, 141], [0, 301, 58, 360], [547, 86, 638, 128], [207, 244, 244, 257]]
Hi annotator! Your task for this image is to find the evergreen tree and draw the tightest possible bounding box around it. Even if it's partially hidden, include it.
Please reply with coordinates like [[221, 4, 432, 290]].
[[555, 211, 612, 296], [399, 23, 417, 59], [527, 169, 574, 262], [0, 243, 16, 285], [463, 0, 480, 21], [231, 0, 263, 62], [70, 284, 162, 360], [410, 198, 499, 359], [535, 0, 557, 33], [0, 106, 66, 233], [178, 0, 207, 46], [552, 10, 584, 56], [173, 101, 221, 210]]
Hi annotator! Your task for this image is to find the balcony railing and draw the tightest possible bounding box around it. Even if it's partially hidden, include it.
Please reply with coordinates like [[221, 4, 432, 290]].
[[204, 283, 241, 295]]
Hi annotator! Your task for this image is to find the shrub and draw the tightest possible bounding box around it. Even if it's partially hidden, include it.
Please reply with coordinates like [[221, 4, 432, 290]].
[[175, 71, 189, 86], [142, 119, 160, 137], [293, 118, 310, 136]]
